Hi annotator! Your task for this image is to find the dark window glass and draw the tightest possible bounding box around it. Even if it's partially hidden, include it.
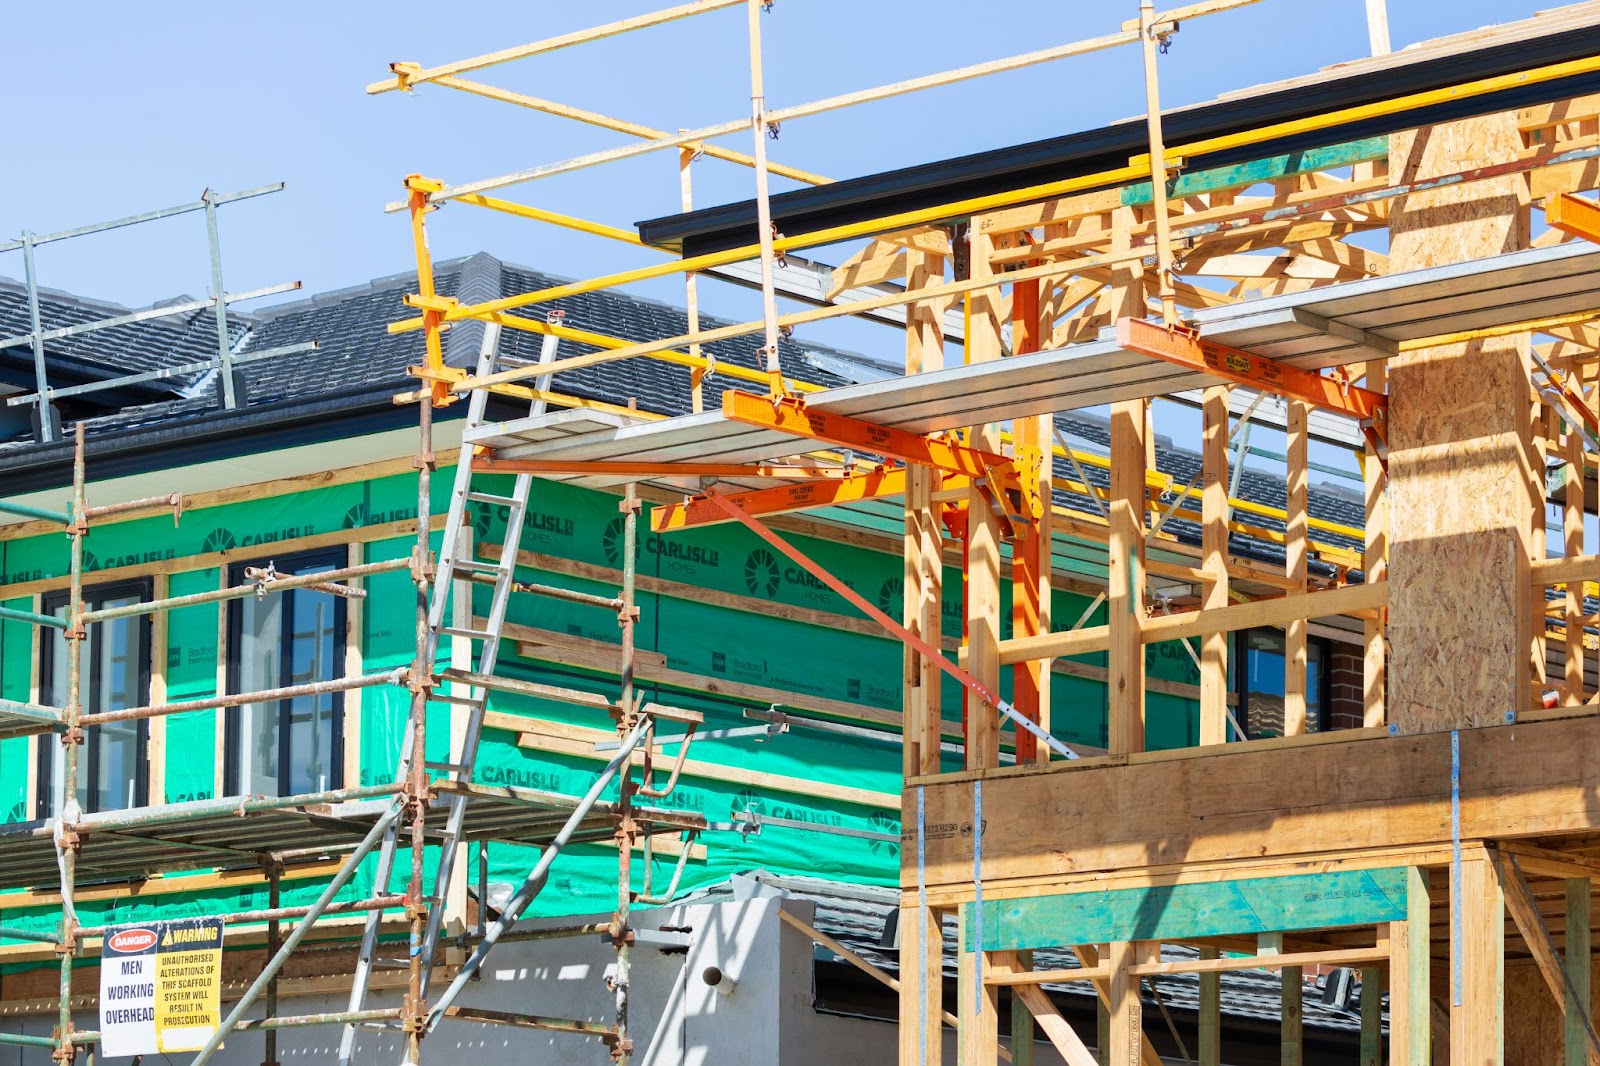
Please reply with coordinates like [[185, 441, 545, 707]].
[[1235, 628, 1328, 739], [225, 549, 345, 797], [38, 581, 152, 817]]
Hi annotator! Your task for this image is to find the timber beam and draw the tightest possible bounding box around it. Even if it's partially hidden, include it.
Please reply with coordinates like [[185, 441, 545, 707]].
[[907, 712, 1600, 892], [1548, 191, 1600, 245]]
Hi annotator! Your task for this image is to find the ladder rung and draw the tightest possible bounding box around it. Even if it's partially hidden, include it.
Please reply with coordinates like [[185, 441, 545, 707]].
[[453, 558, 512, 575], [425, 760, 472, 773], [465, 491, 520, 507], [443, 626, 494, 642]]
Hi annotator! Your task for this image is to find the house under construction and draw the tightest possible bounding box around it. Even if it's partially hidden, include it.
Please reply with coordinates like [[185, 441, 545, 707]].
[[5, 1, 1600, 1063]]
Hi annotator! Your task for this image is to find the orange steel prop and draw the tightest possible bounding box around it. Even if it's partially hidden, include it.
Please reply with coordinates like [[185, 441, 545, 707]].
[[1115, 317, 1387, 432]]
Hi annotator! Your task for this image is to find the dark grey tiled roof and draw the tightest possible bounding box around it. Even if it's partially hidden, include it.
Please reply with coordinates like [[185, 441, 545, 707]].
[[0, 278, 243, 397], [0, 252, 1368, 580]]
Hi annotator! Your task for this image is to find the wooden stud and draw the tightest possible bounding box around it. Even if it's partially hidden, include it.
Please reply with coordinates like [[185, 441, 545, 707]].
[[1387, 868, 1432, 1065], [24, 593, 40, 818], [965, 216, 1003, 772], [1072, 944, 1163, 1066], [1011, 272, 1052, 764], [1199, 386, 1230, 746], [1363, 361, 1388, 729], [905, 248, 946, 779], [898, 903, 944, 1066], [1198, 946, 1221, 1066], [959, 914, 1001, 1065], [342, 540, 365, 793], [1568, 877, 1592, 1066], [1011, 949, 1036, 1066], [1283, 400, 1309, 737], [1359, 965, 1381, 1066], [212, 565, 229, 798], [1450, 851, 1504, 1063], [1282, 966, 1303, 1066], [1107, 941, 1143, 1066], [147, 572, 168, 805], [1107, 211, 1147, 756], [1107, 398, 1147, 757], [1256, 932, 1301, 1065]]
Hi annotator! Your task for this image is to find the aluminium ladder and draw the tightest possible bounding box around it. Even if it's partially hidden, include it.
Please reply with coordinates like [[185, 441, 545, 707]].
[[337, 321, 548, 1063]]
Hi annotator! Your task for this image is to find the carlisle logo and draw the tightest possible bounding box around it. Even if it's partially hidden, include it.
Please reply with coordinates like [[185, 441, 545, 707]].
[[107, 928, 158, 954]]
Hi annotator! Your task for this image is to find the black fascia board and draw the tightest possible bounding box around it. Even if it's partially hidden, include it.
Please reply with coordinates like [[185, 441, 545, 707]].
[[638, 28, 1600, 256]]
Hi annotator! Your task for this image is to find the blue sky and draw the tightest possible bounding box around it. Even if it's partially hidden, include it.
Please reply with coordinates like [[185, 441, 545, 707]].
[[3, 0, 1551, 327]]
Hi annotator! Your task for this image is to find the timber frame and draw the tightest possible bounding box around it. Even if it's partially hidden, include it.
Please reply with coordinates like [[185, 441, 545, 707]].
[[12, 1, 1600, 1062], [368, 2, 1600, 1062]]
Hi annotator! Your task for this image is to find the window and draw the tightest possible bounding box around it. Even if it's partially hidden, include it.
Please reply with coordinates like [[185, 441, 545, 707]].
[[1234, 628, 1330, 739], [225, 548, 346, 797], [37, 580, 152, 817]]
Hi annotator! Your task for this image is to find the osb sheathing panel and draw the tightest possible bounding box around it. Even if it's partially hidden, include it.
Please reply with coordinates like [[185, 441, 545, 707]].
[[1505, 953, 1599, 1066], [1387, 111, 1537, 733]]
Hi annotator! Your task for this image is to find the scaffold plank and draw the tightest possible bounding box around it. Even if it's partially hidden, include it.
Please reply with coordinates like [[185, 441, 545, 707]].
[[462, 242, 1600, 488]]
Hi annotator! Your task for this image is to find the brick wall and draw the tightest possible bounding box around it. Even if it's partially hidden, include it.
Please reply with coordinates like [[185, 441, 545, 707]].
[[1328, 643, 1365, 730]]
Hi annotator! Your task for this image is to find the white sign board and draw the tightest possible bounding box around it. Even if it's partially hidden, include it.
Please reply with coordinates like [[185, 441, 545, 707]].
[[99, 918, 223, 1058]]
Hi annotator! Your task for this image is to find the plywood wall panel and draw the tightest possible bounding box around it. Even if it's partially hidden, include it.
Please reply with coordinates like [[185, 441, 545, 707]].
[[1387, 112, 1537, 733]]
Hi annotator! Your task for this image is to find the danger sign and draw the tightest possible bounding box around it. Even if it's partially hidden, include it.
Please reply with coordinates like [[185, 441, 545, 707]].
[[99, 918, 223, 1058]]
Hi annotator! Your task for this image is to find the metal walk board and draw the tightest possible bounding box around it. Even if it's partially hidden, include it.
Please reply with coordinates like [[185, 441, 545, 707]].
[[464, 239, 1600, 495]]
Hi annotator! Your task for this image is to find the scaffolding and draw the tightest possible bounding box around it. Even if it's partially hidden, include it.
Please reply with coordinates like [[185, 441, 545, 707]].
[[10, 0, 1600, 1061], [368, 1, 1600, 1062], [0, 183, 315, 443]]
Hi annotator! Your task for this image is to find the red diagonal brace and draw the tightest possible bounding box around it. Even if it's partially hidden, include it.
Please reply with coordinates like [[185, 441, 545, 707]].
[[699, 488, 1075, 762]]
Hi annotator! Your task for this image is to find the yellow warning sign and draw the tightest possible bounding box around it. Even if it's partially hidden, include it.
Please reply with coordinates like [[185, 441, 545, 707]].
[[101, 918, 223, 1056], [155, 919, 222, 1053]]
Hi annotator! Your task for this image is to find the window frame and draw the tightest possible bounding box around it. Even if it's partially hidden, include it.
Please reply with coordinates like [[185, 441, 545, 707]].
[[1231, 627, 1333, 740], [36, 577, 154, 818], [223, 547, 348, 798]]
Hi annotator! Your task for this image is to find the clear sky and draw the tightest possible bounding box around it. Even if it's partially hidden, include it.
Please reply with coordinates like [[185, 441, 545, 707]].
[[3, 0, 1552, 331]]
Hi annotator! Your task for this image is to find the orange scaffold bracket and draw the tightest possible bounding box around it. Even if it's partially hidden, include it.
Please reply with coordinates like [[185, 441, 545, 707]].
[[1116, 316, 1389, 466], [720, 390, 1042, 537]]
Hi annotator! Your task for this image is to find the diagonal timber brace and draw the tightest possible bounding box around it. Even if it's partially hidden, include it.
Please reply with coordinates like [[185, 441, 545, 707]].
[[1116, 316, 1388, 451], [698, 487, 1077, 761]]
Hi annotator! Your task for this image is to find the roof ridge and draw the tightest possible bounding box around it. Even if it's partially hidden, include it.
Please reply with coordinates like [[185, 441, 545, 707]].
[[0, 275, 208, 333]]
